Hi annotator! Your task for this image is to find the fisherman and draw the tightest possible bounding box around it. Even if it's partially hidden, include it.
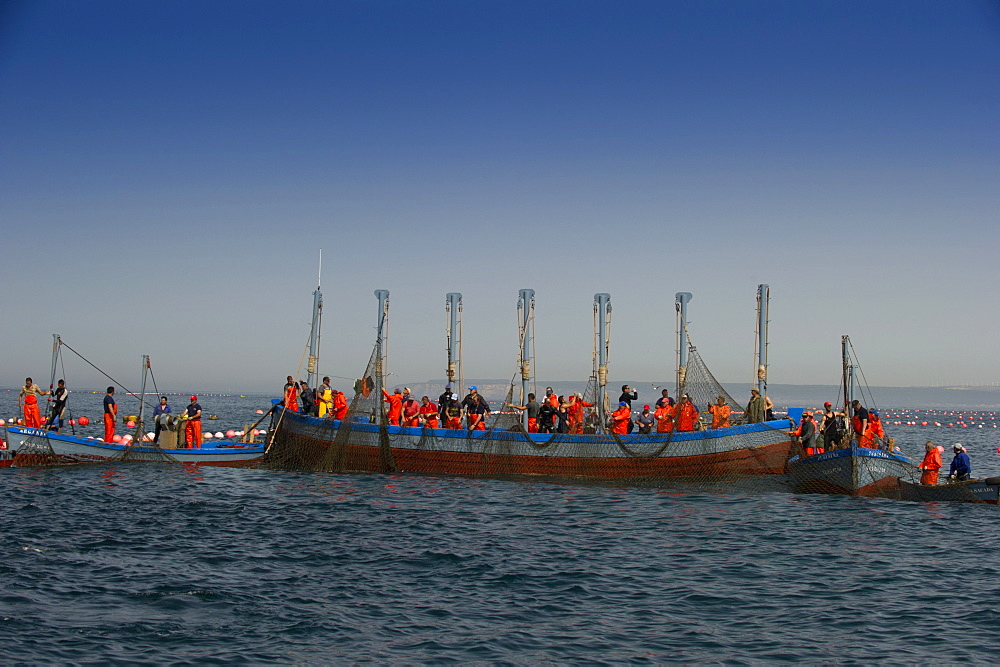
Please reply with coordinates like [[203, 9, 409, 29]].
[[918, 440, 942, 485], [619, 385, 639, 433], [317, 377, 333, 418], [103, 386, 117, 443], [332, 389, 349, 421], [401, 388, 421, 427], [18, 377, 49, 428], [444, 393, 463, 429], [676, 394, 700, 432], [152, 395, 172, 444], [851, 400, 872, 448], [610, 401, 632, 435], [437, 385, 453, 423], [707, 396, 731, 429], [462, 386, 490, 431], [869, 409, 885, 447], [654, 388, 674, 409], [418, 396, 439, 428], [654, 400, 675, 433], [283, 376, 299, 413], [544, 386, 558, 410], [382, 387, 403, 426], [524, 393, 541, 433], [948, 443, 971, 482], [555, 396, 570, 433], [789, 411, 820, 456], [184, 396, 203, 449], [299, 381, 315, 416], [566, 392, 594, 434], [45, 379, 69, 432], [745, 389, 766, 424], [635, 405, 655, 434], [764, 395, 775, 421], [818, 402, 845, 450], [537, 398, 557, 434]]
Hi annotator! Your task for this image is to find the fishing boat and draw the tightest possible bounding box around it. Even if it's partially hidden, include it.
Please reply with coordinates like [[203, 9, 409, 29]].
[[1, 425, 265, 468], [265, 285, 795, 485], [786, 336, 914, 497], [897, 477, 1000, 505]]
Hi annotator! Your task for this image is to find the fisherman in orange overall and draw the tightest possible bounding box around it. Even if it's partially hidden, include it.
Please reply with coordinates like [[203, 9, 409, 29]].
[[284, 376, 299, 413], [419, 396, 439, 428], [918, 440, 943, 485], [18, 377, 49, 428], [789, 411, 821, 456], [184, 396, 203, 449], [654, 402, 675, 434], [851, 400, 873, 448], [444, 393, 462, 429], [331, 390, 349, 421], [611, 401, 632, 435], [675, 395, 700, 432], [103, 386, 117, 443], [462, 386, 490, 431], [401, 388, 421, 427], [869, 409, 885, 448], [707, 396, 731, 429], [382, 387, 403, 426], [567, 392, 594, 434]]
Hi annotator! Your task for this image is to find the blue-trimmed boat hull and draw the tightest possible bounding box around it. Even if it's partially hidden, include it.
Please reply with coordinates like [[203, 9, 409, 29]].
[[787, 447, 912, 497]]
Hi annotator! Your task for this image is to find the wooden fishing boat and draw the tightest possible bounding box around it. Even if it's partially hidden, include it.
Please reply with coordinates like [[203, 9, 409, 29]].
[[1, 425, 265, 468], [785, 335, 914, 497], [898, 477, 1000, 504], [265, 287, 796, 485]]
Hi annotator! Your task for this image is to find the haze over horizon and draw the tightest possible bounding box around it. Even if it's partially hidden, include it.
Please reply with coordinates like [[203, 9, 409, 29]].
[[2, 0, 998, 394]]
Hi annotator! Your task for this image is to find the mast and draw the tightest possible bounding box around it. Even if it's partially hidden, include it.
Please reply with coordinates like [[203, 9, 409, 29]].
[[49, 334, 60, 414], [445, 293, 463, 394], [517, 289, 535, 430], [755, 284, 769, 395], [306, 251, 323, 389], [136, 355, 150, 440], [841, 334, 851, 417], [374, 289, 389, 398], [594, 293, 611, 434], [675, 292, 693, 394]]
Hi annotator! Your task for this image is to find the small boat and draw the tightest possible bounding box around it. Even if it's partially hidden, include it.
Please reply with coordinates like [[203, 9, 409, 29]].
[[785, 336, 914, 497], [898, 477, 1000, 504], [1, 425, 265, 468]]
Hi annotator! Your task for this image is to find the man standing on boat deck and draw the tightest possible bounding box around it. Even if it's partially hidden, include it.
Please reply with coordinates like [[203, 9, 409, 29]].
[[332, 389, 349, 421], [382, 387, 403, 426], [103, 386, 117, 442], [401, 388, 421, 427], [19, 377, 49, 428], [445, 393, 463, 429], [675, 395, 700, 432], [618, 385, 638, 433], [419, 396, 439, 428], [462, 386, 490, 431], [184, 396, 203, 449], [819, 402, 845, 450], [611, 401, 632, 435], [708, 396, 731, 429], [918, 440, 943, 485], [283, 376, 299, 413], [317, 377, 333, 418], [655, 388, 674, 409], [46, 379, 69, 432], [851, 400, 871, 447], [438, 386, 453, 423], [949, 443, 971, 482], [745, 389, 766, 423], [152, 396, 172, 444], [299, 381, 315, 417]]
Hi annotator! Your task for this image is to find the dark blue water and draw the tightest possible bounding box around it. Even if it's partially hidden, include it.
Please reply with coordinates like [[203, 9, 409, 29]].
[[4, 394, 1000, 662]]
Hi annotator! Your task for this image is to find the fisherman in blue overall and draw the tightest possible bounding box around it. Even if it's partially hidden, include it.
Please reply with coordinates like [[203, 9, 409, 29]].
[[948, 444, 972, 482]]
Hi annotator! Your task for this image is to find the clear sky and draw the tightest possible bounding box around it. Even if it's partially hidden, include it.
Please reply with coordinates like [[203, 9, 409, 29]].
[[2, 0, 998, 393]]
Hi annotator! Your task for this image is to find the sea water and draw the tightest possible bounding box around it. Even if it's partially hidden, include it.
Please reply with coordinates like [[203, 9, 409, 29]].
[[2, 393, 1000, 662]]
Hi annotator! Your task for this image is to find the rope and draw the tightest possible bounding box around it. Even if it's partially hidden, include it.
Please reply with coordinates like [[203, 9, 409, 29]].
[[58, 340, 140, 408]]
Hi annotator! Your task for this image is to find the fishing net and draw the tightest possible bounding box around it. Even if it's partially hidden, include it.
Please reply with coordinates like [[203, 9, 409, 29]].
[[264, 336, 797, 490]]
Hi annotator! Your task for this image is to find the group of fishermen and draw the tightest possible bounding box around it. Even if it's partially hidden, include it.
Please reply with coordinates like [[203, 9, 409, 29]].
[[787, 398, 888, 456], [17, 377, 69, 431]]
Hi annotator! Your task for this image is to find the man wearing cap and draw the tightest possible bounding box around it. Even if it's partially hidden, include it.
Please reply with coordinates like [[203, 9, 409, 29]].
[[676, 394, 700, 432], [850, 400, 871, 448], [707, 396, 731, 429], [184, 395, 203, 449], [317, 377, 333, 418], [332, 389, 349, 421], [611, 401, 632, 435], [438, 386, 453, 423], [745, 389, 766, 424], [949, 444, 971, 482], [444, 393, 463, 429], [819, 402, 845, 450], [382, 387, 403, 426], [789, 411, 819, 456], [462, 386, 490, 431], [401, 388, 421, 427]]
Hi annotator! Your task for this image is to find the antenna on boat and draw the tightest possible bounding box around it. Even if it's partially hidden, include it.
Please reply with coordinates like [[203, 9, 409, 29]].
[[755, 284, 769, 395], [517, 289, 535, 430], [675, 292, 693, 394], [446, 293, 463, 395], [375, 289, 390, 398], [306, 250, 323, 389], [594, 293, 611, 434]]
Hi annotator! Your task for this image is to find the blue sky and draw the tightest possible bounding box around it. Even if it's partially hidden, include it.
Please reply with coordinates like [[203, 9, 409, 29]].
[[2, 0, 998, 393]]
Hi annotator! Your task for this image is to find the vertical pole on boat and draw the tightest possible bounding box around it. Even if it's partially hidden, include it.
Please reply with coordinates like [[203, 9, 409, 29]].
[[841, 335, 851, 418], [594, 293, 611, 434], [446, 292, 463, 396], [136, 355, 149, 442], [756, 284, 769, 396], [674, 293, 693, 394], [306, 250, 323, 390], [374, 290, 389, 397], [48, 334, 60, 420], [517, 289, 535, 430]]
